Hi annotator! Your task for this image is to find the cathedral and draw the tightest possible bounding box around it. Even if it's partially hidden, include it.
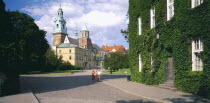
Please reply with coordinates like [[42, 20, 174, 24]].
[[52, 6, 107, 69]]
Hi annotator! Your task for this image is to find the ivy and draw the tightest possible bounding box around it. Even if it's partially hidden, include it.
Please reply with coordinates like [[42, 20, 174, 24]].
[[128, 0, 210, 98]]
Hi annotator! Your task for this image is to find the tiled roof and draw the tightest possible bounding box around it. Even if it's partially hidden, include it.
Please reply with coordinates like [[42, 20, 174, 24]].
[[101, 45, 127, 53], [92, 44, 106, 51], [68, 37, 79, 45]]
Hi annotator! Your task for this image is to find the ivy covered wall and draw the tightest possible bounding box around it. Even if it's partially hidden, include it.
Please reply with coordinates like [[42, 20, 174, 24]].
[[128, 0, 210, 98]]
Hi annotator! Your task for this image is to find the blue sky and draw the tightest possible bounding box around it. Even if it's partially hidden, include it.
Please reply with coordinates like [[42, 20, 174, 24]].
[[4, 0, 129, 49]]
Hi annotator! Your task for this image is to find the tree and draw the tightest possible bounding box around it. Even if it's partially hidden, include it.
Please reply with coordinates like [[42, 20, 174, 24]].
[[6, 11, 49, 72], [45, 48, 63, 72], [0, 0, 49, 95], [104, 52, 129, 71]]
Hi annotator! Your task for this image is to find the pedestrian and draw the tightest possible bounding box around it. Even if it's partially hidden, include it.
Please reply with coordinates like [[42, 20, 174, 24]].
[[92, 70, 95, 80], [97, 69, 102, 82]]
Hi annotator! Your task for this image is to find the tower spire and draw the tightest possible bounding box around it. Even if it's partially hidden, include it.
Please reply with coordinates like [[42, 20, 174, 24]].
[[52, 6, 67, 34], [74, 27, 78, 39], [82, 24, 88, 31]]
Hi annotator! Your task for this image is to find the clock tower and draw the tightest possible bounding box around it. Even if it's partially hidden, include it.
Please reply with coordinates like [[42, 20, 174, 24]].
[[52, 6, 67, 46]]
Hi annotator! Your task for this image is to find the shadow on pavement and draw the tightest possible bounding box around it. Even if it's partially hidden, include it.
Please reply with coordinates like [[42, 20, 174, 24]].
[[116, 100, 157, 103], [163, 94, 209, 103], [20, 73, 127, 94]]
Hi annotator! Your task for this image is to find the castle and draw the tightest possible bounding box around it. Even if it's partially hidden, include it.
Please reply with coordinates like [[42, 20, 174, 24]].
[[52, 6, 107, 69]]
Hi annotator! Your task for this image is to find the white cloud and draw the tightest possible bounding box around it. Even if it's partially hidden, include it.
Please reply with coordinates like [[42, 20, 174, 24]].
[[82, 11, 124, 27], [21, 0, 129, 48]]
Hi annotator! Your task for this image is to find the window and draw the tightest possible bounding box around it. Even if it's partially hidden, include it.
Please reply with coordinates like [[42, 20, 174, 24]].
[[191, 0, 203, 8], [57, 24, 59, 28], [150, 55, 154, 72], [167, 0, 174, 21], [139, 54, 142, 72], [192, 38, 203, 71], [63, 25, 64, 29], [138, 17, 142, 35], [69, 49, 71, 53], [150, 6, 155, 29], [59, 50, 61, 53], [69, 56, 71, 60], [193, 38, 203, 52]]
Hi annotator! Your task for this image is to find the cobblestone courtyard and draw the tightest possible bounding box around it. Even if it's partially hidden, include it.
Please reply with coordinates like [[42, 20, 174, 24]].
[[20, 70, 158, 103]]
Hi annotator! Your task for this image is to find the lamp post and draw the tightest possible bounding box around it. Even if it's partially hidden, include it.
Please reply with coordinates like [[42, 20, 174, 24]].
[[109, 67, 112, 74]]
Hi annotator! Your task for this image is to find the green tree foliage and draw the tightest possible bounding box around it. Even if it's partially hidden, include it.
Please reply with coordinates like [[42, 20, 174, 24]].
[[0, 0, 20, 96], [128, 0, 210, 98], [7, 11, 49, 72], [44, 48, 62, 72], [45, 48, 77, 72], [104, 53, 129, 71], [0, 0, 49, 96]]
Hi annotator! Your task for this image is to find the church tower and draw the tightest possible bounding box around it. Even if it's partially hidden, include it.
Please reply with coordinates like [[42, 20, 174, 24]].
[[52, 6, 67, 46], [79, 24, 92, 49], [74, 27, 79, 40]]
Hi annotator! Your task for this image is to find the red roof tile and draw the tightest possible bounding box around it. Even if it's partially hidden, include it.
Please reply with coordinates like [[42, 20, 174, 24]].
[[101, 45, 128, 53]]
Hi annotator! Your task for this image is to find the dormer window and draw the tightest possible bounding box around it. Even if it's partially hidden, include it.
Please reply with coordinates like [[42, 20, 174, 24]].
[[150, 6, 155, 29], [191, 0, 203, 8], [167, 0, 174, 21]]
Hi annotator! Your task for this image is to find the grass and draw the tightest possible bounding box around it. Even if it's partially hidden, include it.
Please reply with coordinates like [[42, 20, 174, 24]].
[[102, 69, 131, 75], [22, 70, 82, 75]]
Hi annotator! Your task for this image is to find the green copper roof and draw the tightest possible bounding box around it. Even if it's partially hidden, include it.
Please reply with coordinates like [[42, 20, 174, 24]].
[[57, 43, 78, 48], [82, 24, 88, 31], [57, 43, 85, 49]]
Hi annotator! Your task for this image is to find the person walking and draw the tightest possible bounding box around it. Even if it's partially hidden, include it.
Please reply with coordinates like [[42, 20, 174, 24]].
[[97, 69, 102, 82], [92, 70, 95, 80]]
